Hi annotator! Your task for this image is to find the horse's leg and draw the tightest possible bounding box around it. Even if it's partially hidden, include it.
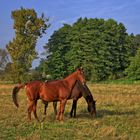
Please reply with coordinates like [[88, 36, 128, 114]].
[[70, 99, 77, 117], [53, 101, 57, 116], [56, 102, 61, 120], [33, 100, 39, 122], [70, 100, 74, 117], [73, 100, 77, 117], [44, 101, 48, 115], [59, 99, 67, 121], [27, 100, 34, 121]]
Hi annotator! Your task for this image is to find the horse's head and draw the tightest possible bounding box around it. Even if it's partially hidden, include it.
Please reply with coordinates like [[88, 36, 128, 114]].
[[87, 99, 96, 117], [76, 68, 86, 85]]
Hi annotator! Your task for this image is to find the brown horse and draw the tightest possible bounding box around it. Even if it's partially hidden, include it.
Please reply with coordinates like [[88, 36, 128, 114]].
[[43, 81, 96, 118], [12, 68, 86, 121]]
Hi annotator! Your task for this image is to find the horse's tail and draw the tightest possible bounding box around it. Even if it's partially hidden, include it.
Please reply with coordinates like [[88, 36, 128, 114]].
[[12, 83, 27, 108]]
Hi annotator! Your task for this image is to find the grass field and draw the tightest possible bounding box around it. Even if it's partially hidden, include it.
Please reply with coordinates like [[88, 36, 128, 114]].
[[0, 83, 140, 140]]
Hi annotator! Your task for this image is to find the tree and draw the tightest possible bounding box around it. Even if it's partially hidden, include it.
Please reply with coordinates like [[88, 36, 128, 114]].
[[125, 48, 140, 80], [42, 17, 133, 81], [43, 24, 72, 79], [129, 34, 140, 56], [0, 48, 9, 69], [6, 7, 50, 82]]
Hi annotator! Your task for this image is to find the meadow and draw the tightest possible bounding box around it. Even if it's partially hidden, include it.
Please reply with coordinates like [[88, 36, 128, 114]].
[[0, 83, 140, 140]]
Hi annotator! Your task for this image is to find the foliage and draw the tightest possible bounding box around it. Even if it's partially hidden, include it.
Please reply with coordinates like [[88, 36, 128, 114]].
[[0, 48, 9, 69], [129, 34, 140, 56], [43, 24, 72, 79], [0, 62, 12, 81], [35, 59, 52, 80], [125, 48, 140, 80], [41, 18, 133, 81], [125, 34, 140, 80], [6, 7, 50, 83]]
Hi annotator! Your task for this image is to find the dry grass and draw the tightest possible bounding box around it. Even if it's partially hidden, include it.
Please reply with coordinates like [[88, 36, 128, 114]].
[[0, 84, 140, 140]]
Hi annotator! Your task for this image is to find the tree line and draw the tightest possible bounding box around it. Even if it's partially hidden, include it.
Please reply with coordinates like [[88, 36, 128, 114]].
[[1, 8, 140, 83], [38, 18, 140, 81]]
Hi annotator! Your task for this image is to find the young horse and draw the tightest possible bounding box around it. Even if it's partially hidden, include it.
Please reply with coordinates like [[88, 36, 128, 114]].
[[43, 81, 96, 118], [12, 68, 86, 121]]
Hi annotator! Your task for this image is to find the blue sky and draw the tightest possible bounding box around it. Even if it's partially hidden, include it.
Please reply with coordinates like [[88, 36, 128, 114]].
[[0, 0, 140, 66]]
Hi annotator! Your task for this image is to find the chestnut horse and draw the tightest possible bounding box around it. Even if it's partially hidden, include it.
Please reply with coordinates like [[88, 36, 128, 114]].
[[12, 68, 86, 121], [43, 81, 96, 118]]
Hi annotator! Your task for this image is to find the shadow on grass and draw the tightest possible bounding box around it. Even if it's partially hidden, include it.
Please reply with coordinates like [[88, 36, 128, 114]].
[[64, 109, 136, 119], [39, 108, 136, 121], [96, 109, 136, 118], [64, 109, 95, 119]]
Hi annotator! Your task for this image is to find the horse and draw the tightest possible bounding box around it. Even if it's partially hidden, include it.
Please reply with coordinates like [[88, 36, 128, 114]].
[[12, 68, 86, 121], [43, 81, 96, 118]]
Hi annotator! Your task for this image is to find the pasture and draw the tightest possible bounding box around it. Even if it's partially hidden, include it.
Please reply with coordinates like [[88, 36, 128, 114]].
[[0, 84, 140, 140]]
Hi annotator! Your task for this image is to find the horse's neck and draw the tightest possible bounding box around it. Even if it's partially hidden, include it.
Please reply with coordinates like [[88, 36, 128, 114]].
[[80, 84, 90, 98], [82, 85, 94, 102], [64, 72, 77, 91]]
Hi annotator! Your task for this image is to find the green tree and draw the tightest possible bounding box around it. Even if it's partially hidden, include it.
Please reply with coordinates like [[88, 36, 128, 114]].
[[43, 24, 72, 79], [42, 17, 133, 81], [101, 20, 132, 80], [6, 8, 50, 82], [0, 48, 9, 70], [129, 34, 140, 56], [125, 48, 140, 80], [65, 18, 100, 80]]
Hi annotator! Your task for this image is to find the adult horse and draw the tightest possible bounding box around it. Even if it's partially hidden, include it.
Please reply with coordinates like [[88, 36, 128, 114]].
[[43, 81, 96, 118], [12, 68, 86, 121]]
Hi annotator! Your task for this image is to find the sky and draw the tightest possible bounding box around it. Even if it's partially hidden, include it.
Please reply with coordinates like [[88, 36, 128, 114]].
[[0, 0, 140, 67]]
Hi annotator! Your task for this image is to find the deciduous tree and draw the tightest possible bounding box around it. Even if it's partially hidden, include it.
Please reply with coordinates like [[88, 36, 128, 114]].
[[6, 8, 50, 82]]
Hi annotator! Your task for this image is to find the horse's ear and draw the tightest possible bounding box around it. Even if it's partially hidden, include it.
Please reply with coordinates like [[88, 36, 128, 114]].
[[77, 67, 84, 73]]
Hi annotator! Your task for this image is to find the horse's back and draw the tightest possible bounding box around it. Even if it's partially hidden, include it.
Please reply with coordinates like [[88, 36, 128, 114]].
[[39, 80, 70, 101]]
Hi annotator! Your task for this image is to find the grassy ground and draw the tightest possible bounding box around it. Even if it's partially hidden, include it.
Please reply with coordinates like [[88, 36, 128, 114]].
[[0, 84, 140, 140]]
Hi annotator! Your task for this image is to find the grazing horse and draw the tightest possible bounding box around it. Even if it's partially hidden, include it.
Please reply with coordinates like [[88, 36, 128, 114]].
[[43, 81, 96, 118], [12, 68, 86, 121]]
